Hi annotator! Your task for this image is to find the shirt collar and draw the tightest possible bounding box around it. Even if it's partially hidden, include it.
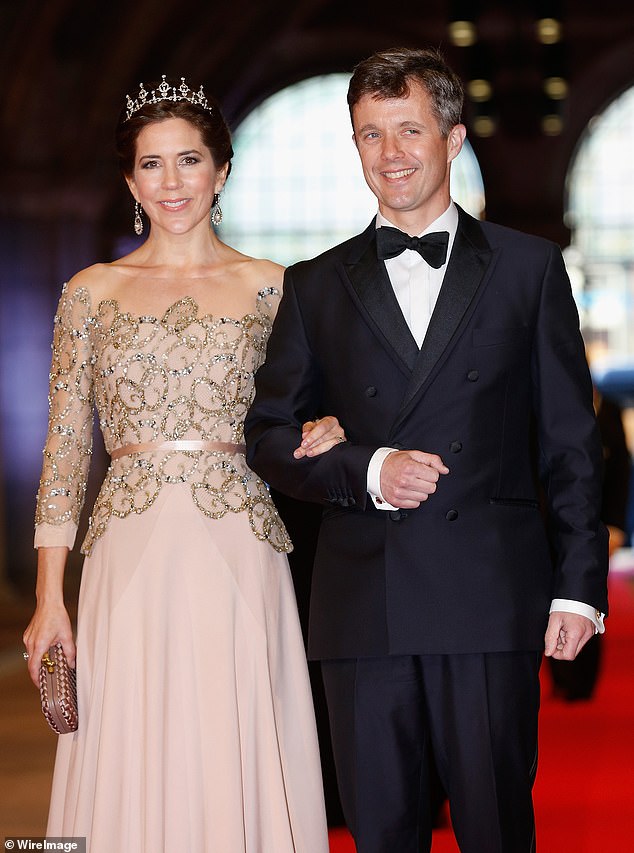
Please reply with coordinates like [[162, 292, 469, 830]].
[[375, 201, 458, 241]]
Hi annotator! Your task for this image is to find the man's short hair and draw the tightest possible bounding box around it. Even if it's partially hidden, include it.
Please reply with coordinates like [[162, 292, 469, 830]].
[[347, 47, 464, 137]]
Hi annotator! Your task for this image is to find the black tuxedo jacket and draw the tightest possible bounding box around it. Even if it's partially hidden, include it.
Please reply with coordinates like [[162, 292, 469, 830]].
[[245, 206, 609, 659]]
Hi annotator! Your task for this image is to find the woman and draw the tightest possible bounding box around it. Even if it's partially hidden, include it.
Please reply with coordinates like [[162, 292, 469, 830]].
[[23, 77, 339, 852]]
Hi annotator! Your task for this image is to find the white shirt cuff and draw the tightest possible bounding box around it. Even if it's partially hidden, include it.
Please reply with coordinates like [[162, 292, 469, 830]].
[[550, 599, 605, 634], [367, 447, 399, 510]]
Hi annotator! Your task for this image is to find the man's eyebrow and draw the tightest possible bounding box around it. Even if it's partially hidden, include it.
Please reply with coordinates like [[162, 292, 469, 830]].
[[357, 120, 425, 133]]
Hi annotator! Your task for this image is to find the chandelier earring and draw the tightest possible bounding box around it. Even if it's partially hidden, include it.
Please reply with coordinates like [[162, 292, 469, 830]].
[[211, 193, 223, 226], [134, 201, 144, 236]]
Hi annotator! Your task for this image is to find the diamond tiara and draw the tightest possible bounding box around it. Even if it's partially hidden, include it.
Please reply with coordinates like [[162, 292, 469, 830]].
[[124, 75, 212, 121]]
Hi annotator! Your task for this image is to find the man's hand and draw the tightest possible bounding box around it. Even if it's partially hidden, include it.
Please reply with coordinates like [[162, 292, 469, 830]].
[[380, 450, 449, 508], [544, 611, 595, 660]]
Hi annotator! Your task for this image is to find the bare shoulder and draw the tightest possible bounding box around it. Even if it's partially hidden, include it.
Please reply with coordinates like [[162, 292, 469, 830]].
[[219, 255, 285, 319], [239, 256, 285, 291], [64, 263, 118, 302], [254, 257, 285, 284]]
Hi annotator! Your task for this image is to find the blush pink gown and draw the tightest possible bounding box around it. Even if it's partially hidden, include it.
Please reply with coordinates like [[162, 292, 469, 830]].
[[35, 283, 329, 853]]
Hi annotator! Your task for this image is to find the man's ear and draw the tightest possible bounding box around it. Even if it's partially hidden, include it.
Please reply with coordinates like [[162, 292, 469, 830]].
[[447, 123, 466, 163]]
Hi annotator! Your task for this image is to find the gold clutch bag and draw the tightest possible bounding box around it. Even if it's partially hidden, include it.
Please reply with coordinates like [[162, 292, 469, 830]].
[[39, 642, 78, 734]]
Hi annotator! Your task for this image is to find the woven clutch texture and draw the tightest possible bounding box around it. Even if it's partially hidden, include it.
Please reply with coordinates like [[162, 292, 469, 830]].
[[39, 642, 78, 734]]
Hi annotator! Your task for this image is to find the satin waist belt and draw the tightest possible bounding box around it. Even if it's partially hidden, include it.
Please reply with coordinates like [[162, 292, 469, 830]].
[[110, 440, 247, 460]]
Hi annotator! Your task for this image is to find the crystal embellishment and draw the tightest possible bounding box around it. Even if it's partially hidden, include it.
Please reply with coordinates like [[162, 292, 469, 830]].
[[125, 75, 212, 121], [35, 284, 291, 555]]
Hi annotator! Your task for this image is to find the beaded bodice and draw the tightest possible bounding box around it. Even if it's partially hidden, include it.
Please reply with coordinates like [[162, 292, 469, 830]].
[[35, 283, 291, 554]]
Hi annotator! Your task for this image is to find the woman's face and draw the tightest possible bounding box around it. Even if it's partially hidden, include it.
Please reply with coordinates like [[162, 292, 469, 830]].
[[126, 117, 227, 235]]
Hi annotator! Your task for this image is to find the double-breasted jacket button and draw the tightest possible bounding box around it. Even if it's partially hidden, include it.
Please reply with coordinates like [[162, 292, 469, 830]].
[[389, 510, 404, 521], [449, 441, 462, 453], [364, 386, 377, 397], [445, 509, 459, 521], [467, 369, 479, 382]]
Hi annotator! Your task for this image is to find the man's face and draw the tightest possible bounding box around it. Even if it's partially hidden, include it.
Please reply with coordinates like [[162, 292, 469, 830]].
[[352, 81, 465, 231]]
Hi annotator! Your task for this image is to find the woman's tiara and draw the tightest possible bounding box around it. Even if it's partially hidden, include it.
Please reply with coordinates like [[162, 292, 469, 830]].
[[124, 75, 212, 121]]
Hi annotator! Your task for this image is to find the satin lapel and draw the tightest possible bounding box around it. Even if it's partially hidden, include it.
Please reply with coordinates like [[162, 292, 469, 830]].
[[344, 235, 419, 373], [399, 219, 494, 414]]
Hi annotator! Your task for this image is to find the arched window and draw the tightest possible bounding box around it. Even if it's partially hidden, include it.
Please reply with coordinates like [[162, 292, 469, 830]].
[[221, 74, 485, 266], [565, 86, 634, 368]]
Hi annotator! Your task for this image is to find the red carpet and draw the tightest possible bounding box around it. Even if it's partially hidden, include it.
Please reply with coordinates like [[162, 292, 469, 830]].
[[329, 569, 634, 851]]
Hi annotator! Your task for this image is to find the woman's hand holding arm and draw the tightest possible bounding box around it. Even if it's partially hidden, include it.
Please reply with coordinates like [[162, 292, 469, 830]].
[[293, 416, 346, 459]]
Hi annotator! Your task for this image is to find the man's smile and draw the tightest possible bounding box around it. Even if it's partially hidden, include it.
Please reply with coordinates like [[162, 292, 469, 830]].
[[380, 167, 417, 179]]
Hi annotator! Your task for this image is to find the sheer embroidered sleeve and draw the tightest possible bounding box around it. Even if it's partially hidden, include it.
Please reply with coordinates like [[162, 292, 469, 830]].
[[34, 284, 94, 549]]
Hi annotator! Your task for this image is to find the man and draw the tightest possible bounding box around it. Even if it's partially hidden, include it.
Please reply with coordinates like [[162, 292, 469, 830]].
[[244, 47, 608, 853]]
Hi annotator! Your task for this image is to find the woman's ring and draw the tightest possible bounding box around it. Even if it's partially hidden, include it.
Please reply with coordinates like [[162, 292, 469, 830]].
[[337, 436, 346, 443], [23, 651, 30, 660]]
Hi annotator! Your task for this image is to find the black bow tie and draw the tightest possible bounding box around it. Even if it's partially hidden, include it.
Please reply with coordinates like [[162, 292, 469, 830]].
[[376, 226, 449, 268]]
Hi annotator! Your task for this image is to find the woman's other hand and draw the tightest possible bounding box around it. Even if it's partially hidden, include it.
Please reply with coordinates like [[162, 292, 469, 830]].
[[22, 546, 75, 687], [23, 605, 75, 687]]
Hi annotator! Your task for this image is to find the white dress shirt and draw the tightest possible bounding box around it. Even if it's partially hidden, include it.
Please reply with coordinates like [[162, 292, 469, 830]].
[[366, 201, 605, 634], [379, 204, 458, 347]]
